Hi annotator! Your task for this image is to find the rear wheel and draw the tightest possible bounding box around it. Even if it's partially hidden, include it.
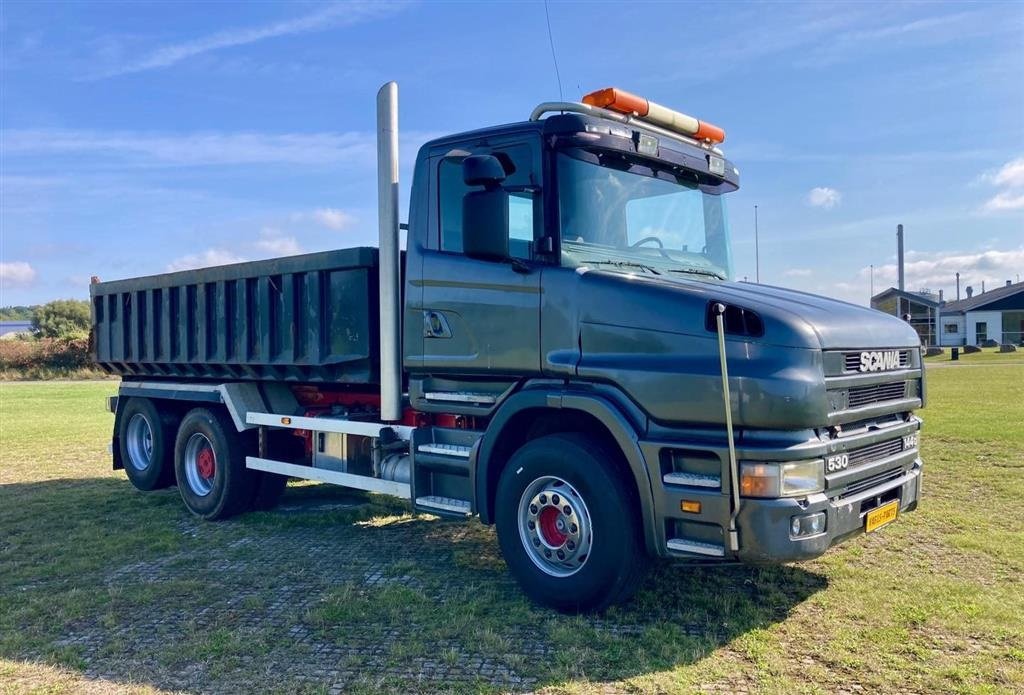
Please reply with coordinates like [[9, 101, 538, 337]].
[[119, 397, 176, 490], [250, 473, 288, 511], [249, 431, 300, 511], [174, 408, 255, 520], [495, 433, 648, 612]]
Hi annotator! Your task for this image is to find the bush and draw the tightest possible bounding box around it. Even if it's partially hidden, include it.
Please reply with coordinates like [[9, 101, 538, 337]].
[[31, 299, 91, 339], [0, 336, 99, 379]]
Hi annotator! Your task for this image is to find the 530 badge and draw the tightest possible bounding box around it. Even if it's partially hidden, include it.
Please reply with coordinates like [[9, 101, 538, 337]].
[[826, 453, 850, 473]]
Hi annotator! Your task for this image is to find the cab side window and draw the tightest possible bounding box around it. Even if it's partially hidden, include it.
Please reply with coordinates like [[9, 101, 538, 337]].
[[438, 145, 536, 260]]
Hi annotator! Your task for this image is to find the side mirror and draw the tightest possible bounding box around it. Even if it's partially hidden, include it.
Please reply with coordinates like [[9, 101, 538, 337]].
[[463, 189, 509, 261], [462, 154, 507, 188]]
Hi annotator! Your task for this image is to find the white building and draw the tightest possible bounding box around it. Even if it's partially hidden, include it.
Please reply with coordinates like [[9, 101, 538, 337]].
[[938, 281, 1024, 347]]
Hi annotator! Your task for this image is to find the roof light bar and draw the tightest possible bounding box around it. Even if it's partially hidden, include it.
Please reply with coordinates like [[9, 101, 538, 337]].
[[582, 87, 726, 144]]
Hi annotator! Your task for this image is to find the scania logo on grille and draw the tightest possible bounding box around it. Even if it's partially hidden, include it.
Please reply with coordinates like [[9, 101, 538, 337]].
[[859, 350, 901, 372]]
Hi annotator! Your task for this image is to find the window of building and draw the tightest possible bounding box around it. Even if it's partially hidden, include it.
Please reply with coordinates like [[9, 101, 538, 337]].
[[438, 146, 535, 260], [944, 323, 958, 334], [1001, 311, 1024, 346], [975, 321, 988, 343]]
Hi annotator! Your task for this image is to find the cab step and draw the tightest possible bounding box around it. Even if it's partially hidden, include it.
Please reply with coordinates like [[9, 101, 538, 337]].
[[666, 538, 726, 558], [412, 427, 482, 516], [417, 442, 472, 458], [662, 472, 721, 489], [416, 496, 471, 515]]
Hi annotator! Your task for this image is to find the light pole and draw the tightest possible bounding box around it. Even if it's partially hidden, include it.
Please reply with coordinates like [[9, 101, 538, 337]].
[[754, 204, 760, 284], [870, 264, 874, 302]]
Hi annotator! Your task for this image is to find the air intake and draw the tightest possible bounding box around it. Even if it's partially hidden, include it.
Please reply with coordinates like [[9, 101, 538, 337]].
[[705, 302, 764, 338]]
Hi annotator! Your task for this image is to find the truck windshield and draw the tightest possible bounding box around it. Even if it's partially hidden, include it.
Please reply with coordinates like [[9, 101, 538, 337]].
[[557, 152, 733, 280]]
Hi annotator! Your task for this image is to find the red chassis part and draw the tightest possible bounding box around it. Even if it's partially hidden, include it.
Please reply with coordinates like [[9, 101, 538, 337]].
[[286, 385, 476, 458]]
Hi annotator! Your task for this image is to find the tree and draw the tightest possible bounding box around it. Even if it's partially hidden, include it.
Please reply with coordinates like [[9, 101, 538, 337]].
[[32, 299, 91, 339], [0, 305, 36, 321]]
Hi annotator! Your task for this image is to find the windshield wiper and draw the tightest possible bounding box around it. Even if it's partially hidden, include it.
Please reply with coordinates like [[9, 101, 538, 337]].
[[667, 267, 725, 280], [581, 260, 661, 275]]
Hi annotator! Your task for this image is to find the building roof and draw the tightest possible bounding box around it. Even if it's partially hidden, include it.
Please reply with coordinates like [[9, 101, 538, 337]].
[[871, 287, 940, 308], [941, 281, 1024, 314]]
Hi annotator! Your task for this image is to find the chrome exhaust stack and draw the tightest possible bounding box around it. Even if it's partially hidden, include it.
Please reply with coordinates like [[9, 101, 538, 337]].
[[376, 81, 402, 422]]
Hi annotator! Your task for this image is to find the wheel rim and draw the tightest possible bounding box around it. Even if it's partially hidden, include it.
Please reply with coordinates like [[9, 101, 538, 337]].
[[183, 433, 217, 497], [125, 413, 154, 471], [518, 476, 592, 577]]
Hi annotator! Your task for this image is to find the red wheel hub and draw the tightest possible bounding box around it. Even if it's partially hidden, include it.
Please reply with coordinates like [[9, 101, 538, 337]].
[[196, 447, 216, 479], [538, 506, 567, 547]]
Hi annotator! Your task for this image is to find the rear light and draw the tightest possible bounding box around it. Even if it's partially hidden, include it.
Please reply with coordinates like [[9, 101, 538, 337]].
[[582, 87, 726, 144]]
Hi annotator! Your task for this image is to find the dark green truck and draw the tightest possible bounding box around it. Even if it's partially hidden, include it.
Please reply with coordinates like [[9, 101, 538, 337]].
[[93, 84, 924, 611]]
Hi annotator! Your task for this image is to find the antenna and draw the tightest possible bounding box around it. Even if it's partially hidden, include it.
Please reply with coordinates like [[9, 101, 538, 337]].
[[543, 0, 564, 101], [754, 204, 760, 284]]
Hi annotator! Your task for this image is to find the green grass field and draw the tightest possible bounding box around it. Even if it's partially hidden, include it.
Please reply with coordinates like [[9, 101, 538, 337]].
[[1, 354, 1022, 693]]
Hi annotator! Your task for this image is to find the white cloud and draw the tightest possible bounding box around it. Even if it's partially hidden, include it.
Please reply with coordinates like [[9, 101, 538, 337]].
[[2, 129, 440, 170], [979, 157, 1024, 213], [982, 191, 1024, 212], [89, 2, 411, 79], [807, 187, 842, 209], [0, 261, 38, 289], [783, 268, 813, 278], [858, 247, 1024, 295], [166, 249, 246, 272], [309, 208, 356, 231], [986, 157, 1024, 188], [254, 228, 302, 256], [2, 129, 375, 167]]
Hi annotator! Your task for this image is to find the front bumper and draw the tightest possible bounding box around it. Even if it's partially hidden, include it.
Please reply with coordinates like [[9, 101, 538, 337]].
[[733, 459, 921, 563], [643, 415, 923, 562]]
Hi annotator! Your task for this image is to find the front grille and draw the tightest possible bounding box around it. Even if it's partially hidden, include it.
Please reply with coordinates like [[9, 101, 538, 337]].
[[847, 438, 904, 467], [843, 350, 910, 372], [848, 381, 908, 408], [839, 467, 904, 498]]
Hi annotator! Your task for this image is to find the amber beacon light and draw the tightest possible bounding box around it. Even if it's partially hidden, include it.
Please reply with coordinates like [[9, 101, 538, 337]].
[[582, 87, 726, 144]]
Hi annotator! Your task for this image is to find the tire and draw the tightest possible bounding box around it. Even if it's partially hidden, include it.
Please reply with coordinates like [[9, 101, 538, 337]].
[[495, 433, 648, 613], [174, 408, 255, 520], [249, 431, 300, 511], [119, 397, 177, 491], [250, 473, 288, 511]]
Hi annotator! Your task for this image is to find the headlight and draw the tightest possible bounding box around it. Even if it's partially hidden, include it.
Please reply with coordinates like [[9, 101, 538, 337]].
[[740, 460, 824, 498]]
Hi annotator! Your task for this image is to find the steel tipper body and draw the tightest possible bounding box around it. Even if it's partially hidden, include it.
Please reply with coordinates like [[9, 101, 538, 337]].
[[95, 83, 925, 612]]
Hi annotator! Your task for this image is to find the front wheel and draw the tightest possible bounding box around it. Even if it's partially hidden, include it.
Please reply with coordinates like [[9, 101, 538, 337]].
[[495, 433, 647, 612]]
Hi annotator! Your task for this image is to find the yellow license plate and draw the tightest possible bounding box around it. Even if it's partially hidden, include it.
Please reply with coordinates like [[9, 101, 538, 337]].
[[865, 500, 899, 533]]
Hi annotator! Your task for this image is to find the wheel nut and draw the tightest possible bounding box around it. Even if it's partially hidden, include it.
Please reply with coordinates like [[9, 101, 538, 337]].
[[539, 494, 547, 504], [557, 550, 565, 559], [544, 549, 551, 558], [567, 540, 575, 550], [533, 538, 541, 547], [529, 504, 538, 514], [570, 523, 578, 534], [528, 520, 535, 530], [552, 494, 560, 505], [563, 505, 571, 515]]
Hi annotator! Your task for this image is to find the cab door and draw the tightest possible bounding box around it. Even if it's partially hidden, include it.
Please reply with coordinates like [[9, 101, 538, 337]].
[[418, 141, 541, 376]]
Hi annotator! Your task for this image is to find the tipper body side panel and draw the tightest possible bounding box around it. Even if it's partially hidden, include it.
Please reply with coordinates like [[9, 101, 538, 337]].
[[90, 247, 381, 384]]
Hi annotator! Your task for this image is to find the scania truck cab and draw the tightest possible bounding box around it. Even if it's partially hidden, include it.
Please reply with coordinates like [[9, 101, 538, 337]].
[[93, 84, 924, 612]]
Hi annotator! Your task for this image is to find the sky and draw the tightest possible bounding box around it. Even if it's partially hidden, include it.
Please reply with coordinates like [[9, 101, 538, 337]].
[[1, 0, 1022, 307]]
